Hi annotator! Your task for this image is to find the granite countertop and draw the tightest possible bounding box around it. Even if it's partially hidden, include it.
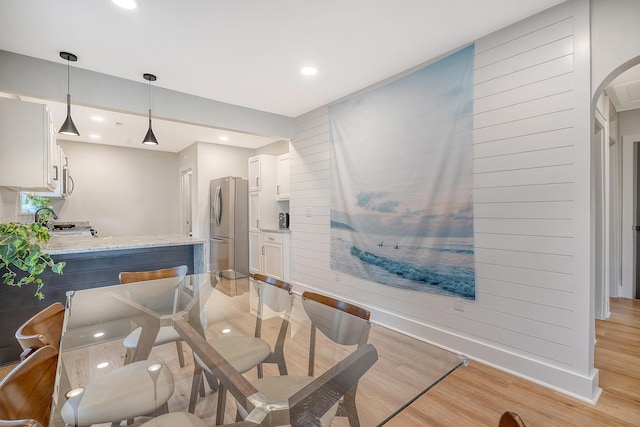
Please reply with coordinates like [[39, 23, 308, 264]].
[[43, 234, 206, 255], [261, 228, 291, 233]]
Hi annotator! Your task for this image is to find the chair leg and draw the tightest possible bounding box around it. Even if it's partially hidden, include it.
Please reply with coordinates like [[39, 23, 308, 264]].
[[176, 340, 185, 368], [340, 388, 360, 427], [215, 383, 227, 425], [123, 347, 135, 365], [189, 363, 203, 413], [158, 402, 169, 415], [256, 363, 263, 378]]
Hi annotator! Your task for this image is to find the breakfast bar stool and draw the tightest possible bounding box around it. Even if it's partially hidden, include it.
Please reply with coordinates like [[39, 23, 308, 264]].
[[119, 265, 188, 367], [60, 360, 174, 427]]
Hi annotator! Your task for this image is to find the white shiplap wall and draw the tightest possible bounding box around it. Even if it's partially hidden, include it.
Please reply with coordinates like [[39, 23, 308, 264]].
[[290, 1, 596, 401]]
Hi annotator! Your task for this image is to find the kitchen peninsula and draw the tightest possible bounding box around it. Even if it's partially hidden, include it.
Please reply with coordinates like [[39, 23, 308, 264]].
[[0, 234, 205, 364]]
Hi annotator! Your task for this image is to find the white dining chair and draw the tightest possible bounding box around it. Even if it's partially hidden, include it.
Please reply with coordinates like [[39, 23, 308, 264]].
[[60, 360, 174, 427], [119, 265, 188, 367], [188, 273, 293, 425]]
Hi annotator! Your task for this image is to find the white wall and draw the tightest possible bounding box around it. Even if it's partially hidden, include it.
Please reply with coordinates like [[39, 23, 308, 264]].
[[289, 1, 598, 401], [49, 140, 182, 236], [618, 109, 640, 136], [591, 0, 640, 96]]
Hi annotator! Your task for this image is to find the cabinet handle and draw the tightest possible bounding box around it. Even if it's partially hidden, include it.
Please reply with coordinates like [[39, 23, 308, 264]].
[[277, 185, 280, 195], [256, 177, 259, 188], [53, 165, 58, 181], [257, 219, 260, 229], [261, 246, 265, 255], [267, 237, 275, 241]]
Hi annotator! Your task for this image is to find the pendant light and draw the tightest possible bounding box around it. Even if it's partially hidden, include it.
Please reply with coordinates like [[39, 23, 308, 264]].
[[142, 73, 158, 145], [59, 52, 80, 136]]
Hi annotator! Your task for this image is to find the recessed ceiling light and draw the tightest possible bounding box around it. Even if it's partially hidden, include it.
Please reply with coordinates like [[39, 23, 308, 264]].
[[93, 331, 105, 338], [112, 0, 139, 10], [89, 134, 101, 139], [218, 135, 229, 141], [91, 116, 104, 122], [301, 66, 318, 76], [222, 328, 231, 334], [97, 362, 109, 369]]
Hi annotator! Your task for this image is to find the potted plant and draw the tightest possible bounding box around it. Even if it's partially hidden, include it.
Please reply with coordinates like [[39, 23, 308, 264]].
[[0, 221, 65, 299]]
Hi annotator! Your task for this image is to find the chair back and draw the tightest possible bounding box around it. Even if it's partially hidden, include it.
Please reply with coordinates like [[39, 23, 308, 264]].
[[0, 421, 44, 427], [289, 344, 378, 426], [15, 302, 65, 353], [499, 411, 527, 427], [119, 265, 188, 284], [302, 291, 371, 372], [0, 346, 58, 426]]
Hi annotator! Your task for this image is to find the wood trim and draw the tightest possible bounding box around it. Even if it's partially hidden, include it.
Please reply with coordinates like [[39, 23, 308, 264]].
[[302, 291, 371, 321]]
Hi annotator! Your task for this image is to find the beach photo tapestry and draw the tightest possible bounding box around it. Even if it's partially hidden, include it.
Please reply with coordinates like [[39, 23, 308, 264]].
[[329, 44, 475, 299]]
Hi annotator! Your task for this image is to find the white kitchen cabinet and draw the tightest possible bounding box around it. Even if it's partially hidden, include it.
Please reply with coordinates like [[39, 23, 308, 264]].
[[34, 146, 74, 198], [247, 154, 278, 230], [261, 231, 290, 282], [0, 98, 56, 191], [248, 156, 261, 191], [249, 231, 262, 274], [276, 153, 290, 201]]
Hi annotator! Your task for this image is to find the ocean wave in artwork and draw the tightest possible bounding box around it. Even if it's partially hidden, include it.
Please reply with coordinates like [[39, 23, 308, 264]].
[[350, 246, 474, 298]]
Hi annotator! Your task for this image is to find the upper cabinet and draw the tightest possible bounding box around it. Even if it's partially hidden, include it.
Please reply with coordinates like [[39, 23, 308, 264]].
[[0, 98, 57, 191], [276, 153, 290, 201], [248, 154, 278, 230]]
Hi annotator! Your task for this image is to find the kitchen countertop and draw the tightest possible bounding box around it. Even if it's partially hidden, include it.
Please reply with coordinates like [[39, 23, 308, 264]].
[[261, 228, 291, 233], [43, 234, 206, 255]]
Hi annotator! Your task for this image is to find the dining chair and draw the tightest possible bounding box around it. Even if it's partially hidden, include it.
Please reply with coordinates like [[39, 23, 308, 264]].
[[237, 343, 379, 427], [301, 291, 371, 427], [139, 412, 208, 427], [14, 302, 65, 360], [0, 345, 58, 427], [119, 265, 188, 367], [0, 421, 43, 427], [188, 273, 294, 425], [499, 411, 527, 427], [60, 359, 174, 427], [235, 291, 371, 427]]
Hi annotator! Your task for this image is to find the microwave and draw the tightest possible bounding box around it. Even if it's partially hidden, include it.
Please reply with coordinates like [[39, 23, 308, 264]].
[[278, 212, 290, 229]]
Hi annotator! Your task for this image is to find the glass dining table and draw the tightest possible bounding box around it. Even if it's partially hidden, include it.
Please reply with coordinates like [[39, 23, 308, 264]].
[[49, 272, 466, 427]]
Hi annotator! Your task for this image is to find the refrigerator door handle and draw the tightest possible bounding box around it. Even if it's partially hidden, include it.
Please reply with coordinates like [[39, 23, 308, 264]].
[[214, 184, 222, 227]]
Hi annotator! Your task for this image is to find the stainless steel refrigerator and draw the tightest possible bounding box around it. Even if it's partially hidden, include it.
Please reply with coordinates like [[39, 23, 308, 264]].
[[210, 176, 249, 278]]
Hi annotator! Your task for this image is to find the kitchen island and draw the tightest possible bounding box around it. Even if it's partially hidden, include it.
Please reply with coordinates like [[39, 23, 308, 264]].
[[0, 234, 206, 364]]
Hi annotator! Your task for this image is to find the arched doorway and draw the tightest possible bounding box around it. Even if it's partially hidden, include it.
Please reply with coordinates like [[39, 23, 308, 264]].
[[592, 57, 640, 319]]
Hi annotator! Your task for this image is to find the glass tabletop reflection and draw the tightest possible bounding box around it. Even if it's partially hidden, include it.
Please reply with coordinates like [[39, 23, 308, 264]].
[[50, 272, 464, 426]]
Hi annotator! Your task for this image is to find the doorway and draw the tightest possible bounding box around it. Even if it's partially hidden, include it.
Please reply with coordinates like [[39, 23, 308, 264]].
[[181, 169, 193, 237]]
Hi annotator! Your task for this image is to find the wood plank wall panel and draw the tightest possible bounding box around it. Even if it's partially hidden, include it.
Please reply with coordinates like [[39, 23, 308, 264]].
[[290, 2, 582, 382]]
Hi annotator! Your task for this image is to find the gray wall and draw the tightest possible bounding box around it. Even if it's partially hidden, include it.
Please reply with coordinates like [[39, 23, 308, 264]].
[[55, 140, 181, 237]]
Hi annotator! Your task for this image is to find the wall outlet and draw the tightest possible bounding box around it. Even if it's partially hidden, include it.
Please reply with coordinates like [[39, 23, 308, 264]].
[[454, 297, 464, 312], [306, 207, 312, 217]]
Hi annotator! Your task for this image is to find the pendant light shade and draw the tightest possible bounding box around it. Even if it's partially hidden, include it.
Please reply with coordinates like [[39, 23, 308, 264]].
[[142, 73, 159, 145], [59, 52, 80, 136]]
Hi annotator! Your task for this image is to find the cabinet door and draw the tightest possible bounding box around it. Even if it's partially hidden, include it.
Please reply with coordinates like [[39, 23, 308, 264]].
[[248, 156, 261, 191], [263, 241, 283, 280], [277, 153, 290, 200], [0, 98, 55, 190], [249, 231, 262, 274], [249, 192, 260, 232]]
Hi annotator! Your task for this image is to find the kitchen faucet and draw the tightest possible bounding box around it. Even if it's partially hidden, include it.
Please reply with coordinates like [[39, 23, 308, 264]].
[[34, 207, 59, 224]]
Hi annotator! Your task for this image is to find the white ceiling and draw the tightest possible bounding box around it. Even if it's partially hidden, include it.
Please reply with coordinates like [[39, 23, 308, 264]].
[[0, 0, 567, 152], [606, 64, 640, 113]]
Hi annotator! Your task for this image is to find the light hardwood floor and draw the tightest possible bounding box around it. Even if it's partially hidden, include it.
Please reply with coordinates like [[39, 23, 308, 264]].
[[2, 298, 638, 426], [385, 298, 640, 427]]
